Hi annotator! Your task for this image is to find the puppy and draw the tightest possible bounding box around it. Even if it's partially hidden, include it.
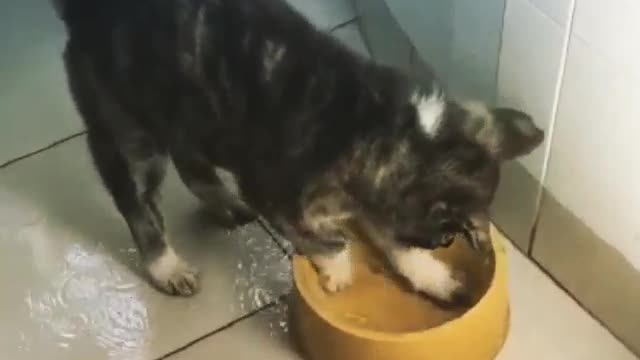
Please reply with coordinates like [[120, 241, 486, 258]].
[[54, 0, 543, 301]]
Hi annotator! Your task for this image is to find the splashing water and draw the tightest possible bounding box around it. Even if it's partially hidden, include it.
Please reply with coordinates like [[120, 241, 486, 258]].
[[24, 244, 149, 360], [231, 225, 292, 314], [264, 302, 291, 337]]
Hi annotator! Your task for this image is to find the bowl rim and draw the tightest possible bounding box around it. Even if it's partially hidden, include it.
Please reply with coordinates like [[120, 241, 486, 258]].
[[292, 227, 508, 342]]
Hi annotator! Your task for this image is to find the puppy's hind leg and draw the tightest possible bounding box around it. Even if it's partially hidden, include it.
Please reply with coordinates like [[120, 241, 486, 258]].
[[89, 130, 198, 296], [65, 54, 199, 296], [172, 150, 257, 227], [84, 129, 200, 295], [87, 130, 200, 296]]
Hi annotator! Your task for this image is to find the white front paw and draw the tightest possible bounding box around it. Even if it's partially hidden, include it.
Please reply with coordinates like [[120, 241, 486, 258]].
[[391, 247, 465, 302], [312, 249, 353, 293], [321, 264, 353, 293]]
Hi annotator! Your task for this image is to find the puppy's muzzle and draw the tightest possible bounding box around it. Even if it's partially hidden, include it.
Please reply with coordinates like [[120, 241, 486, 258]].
[[461, 214, 491, 252]]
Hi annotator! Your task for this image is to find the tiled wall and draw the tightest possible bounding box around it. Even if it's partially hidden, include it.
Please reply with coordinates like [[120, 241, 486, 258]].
[[499, 0, 640, 265], [496, 0, 640, 354], [490, 0, 572, 250], [544, 0, 640, 271], [497, 0, 572, 181]]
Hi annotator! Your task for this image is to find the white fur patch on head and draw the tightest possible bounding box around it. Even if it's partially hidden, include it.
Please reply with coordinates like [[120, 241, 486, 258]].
[[263, 40, 287, 81], [390, 247, 462, 301], [311, 247, 353, 293], [411, 90, 445, 136]]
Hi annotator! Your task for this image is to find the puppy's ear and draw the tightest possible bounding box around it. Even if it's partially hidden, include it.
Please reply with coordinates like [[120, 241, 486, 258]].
[[460, 102, 544, 160]]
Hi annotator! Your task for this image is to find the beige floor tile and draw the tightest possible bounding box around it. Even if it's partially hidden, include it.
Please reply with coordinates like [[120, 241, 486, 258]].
[[170, 303, 300, 360], [497, 241, 636, 360], [0, 137, 291, 360]]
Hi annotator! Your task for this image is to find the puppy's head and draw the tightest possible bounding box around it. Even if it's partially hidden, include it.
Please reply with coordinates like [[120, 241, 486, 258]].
[[371, 98, 543, 251]]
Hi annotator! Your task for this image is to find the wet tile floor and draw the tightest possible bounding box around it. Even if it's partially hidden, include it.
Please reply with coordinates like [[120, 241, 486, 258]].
[[0, 0, 636, 359]]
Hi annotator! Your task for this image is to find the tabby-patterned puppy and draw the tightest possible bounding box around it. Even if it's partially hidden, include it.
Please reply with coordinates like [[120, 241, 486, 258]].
[[53, 0, 543, 301]]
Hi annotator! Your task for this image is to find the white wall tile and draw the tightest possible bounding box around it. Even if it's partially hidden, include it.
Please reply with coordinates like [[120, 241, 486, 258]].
[[529, 0, 573, 26], [572, 0, 640, 78], [497, 0, 568, 180], [545, 35, 640, 269]]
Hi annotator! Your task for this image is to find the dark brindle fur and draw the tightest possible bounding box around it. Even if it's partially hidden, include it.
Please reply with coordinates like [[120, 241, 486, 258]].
[[53, 0, 543, 301]]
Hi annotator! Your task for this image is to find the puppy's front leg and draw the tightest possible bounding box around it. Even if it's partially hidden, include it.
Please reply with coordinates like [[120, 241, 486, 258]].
[[389, 246, 465, 303], [279, 222, 353, 293], [310, 244, 353, 293]]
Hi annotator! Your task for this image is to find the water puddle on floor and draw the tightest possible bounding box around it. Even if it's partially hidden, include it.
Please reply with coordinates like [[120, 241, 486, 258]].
[[230, 225, 292, 315], [22, 235, 149, 359]]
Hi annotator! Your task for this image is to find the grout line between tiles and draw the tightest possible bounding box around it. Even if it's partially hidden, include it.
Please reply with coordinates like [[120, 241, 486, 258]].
[[526, 0, 577, 257], [527, 0, 568, 27], [493, 0, 508, 107], [0, 130, 87, 170], [258, 218, 293, 258], [156, 298, 282, 360], [328, 17, 357, 33]]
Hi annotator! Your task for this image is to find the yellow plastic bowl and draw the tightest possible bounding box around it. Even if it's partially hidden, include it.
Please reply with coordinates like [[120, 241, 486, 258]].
[[291, 226, 509, 360]]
